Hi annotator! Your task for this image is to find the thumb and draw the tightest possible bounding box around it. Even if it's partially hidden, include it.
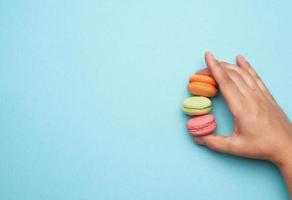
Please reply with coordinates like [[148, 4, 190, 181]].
[[194, 134, 238, 154]]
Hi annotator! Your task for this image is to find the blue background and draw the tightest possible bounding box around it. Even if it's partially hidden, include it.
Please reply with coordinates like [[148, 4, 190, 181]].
[[1, 0, 292, 199]]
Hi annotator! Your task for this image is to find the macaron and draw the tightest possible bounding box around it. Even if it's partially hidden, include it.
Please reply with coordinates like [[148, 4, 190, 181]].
[[188, 74, 218, 97], [182, 96, 212, 116], [187, 114, 217, 136]]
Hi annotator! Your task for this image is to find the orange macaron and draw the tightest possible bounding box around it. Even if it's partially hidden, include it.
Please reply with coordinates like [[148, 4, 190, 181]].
[[188, 74, 218, 97]]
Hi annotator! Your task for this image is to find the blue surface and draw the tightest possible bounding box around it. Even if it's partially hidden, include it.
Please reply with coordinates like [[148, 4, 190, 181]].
[[1, 0, 292, 199]]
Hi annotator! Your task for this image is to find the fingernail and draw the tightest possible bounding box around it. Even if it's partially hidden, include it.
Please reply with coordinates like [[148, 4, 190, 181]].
[[238, 54, 246, 61], [206, 51, 214, 58], [206, 51, 217, 61]]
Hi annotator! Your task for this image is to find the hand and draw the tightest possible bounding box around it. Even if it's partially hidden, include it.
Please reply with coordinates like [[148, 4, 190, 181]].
[[194, 52, 292, 167]]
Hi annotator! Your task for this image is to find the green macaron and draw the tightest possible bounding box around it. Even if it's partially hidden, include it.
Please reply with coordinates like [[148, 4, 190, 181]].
[[182, 96, 212, 116]]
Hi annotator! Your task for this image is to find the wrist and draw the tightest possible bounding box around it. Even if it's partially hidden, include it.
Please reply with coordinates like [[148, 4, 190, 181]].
[[272, 140, 292, 170]]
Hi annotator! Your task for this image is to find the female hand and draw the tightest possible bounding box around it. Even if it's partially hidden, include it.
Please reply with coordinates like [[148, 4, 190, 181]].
[[194, 52, 292, 167], [195, 52, 292, 197]]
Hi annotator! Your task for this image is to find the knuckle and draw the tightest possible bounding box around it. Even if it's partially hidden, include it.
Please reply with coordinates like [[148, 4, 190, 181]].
[[249, 68, 261, 80], [208, 142, 222, 152], [234, 66, 244, 74], [248, 82, 258, 91], [208, 139, 228, 153], [219, 61, 230, 67], [227, 69, 239, 78], [220, 76, 233, 86]]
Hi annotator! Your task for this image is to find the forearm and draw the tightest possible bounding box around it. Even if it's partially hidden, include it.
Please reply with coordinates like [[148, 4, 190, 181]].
[[280, 165, 292, 199], [276, 148, 292, 198]]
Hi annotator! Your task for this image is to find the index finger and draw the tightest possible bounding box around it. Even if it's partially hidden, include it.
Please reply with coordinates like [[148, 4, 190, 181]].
[[196, 68, 212, 76], [205, 52, 243, 114]]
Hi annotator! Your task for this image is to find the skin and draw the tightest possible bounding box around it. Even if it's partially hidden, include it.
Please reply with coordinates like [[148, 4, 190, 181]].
[[194, 52, 292, 197]]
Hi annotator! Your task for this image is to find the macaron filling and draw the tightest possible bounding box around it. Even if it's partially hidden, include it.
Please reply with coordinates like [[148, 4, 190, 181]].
[[189, 82, 216, 88], [188, 122, 216, 131], [189, 74, 217, 87], [183, 106, 211, 110]]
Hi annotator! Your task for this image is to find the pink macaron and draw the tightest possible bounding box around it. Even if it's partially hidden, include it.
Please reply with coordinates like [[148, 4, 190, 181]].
[[187, 114, 217, 136]]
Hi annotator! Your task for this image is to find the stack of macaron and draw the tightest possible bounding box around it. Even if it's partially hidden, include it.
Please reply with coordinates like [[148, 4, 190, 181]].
[[182, 73, 218, 136]]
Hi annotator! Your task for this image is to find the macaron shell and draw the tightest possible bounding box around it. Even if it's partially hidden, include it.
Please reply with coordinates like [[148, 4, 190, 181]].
[[189, 74, 217, 87], [183, 96, 212, 109], [182, 96, 212, 116], [187, 114, 217, 136], [188, 82, 217, 97], [188, 123, 216, 136]]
